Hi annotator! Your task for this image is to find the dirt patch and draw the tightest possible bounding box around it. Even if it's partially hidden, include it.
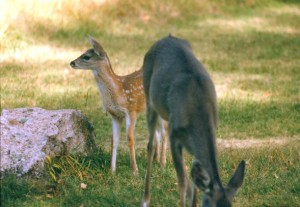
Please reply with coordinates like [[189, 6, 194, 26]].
[[217, 138, 295, 149]]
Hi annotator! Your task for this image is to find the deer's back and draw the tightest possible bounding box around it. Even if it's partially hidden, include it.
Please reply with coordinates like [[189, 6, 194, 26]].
[[143, 35, 217, 128]]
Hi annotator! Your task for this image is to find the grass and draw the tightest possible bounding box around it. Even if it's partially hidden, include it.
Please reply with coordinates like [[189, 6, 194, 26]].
[[1, 141, 299, 207], [1, 0, 300, 206]]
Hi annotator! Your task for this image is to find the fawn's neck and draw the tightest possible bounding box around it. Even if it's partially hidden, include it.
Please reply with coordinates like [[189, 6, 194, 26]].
[[94, 63, 120, 89], [92, 62, 125, 113]]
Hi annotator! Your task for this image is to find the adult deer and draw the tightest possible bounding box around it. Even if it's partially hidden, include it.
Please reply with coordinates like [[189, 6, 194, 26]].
[[141, 35, 245, 206], [70, 36, 167, 175]]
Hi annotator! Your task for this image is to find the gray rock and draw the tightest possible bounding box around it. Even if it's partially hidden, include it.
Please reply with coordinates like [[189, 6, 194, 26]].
[[0, 108, 96, 177]]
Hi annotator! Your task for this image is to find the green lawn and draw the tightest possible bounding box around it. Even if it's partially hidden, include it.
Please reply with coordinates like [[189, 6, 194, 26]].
[[1, 0, 300, 206]]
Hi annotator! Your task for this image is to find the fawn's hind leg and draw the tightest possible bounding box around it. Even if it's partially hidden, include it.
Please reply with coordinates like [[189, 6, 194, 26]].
[[126, 112, 138, 175]]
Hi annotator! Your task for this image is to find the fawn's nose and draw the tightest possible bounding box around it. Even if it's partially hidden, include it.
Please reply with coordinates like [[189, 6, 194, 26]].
[[70, 61, 76, 68]]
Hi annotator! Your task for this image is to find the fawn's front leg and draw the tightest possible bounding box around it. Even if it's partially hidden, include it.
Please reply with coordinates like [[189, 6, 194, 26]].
[[126, 112, 138, 175], [111, 116, 122, 173]]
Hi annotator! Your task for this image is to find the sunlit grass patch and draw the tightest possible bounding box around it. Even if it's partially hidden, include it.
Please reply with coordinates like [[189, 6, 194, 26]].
[[269, 4, 300, 16], [1, 44, 79, 63], [213, 72, 272, 102], [199, 17, 268, 32]]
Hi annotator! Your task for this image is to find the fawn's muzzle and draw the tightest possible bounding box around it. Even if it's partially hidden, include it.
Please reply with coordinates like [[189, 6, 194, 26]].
[[70, 61, 76, 68]]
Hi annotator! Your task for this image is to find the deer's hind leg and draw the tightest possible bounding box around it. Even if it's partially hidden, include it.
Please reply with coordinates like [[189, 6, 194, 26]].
[[141, 106, 159, 207]]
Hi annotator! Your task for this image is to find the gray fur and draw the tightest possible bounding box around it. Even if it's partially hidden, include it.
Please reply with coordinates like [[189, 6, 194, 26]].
[[141, 35, 245, 207]]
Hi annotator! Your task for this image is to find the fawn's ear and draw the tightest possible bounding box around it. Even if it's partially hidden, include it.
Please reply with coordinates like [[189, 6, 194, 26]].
[[226, 160, 246, 199], [88, 35, 105, 57], [191, 160, 212, 193]]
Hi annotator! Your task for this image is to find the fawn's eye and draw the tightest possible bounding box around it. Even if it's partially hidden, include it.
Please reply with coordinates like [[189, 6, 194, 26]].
[[82, 55, 90, 61]]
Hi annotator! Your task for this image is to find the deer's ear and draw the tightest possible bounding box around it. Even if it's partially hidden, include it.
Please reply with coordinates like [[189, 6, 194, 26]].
[[88, 35, 105, 57], [191, 160, 212, 193], [226, 160, 246, 198]]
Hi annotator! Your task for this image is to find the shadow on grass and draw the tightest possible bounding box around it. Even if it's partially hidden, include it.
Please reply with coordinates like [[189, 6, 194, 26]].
[[201, 31, 300, 72], [0, 174, 44, 207], [218, 100, 300, 138]]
